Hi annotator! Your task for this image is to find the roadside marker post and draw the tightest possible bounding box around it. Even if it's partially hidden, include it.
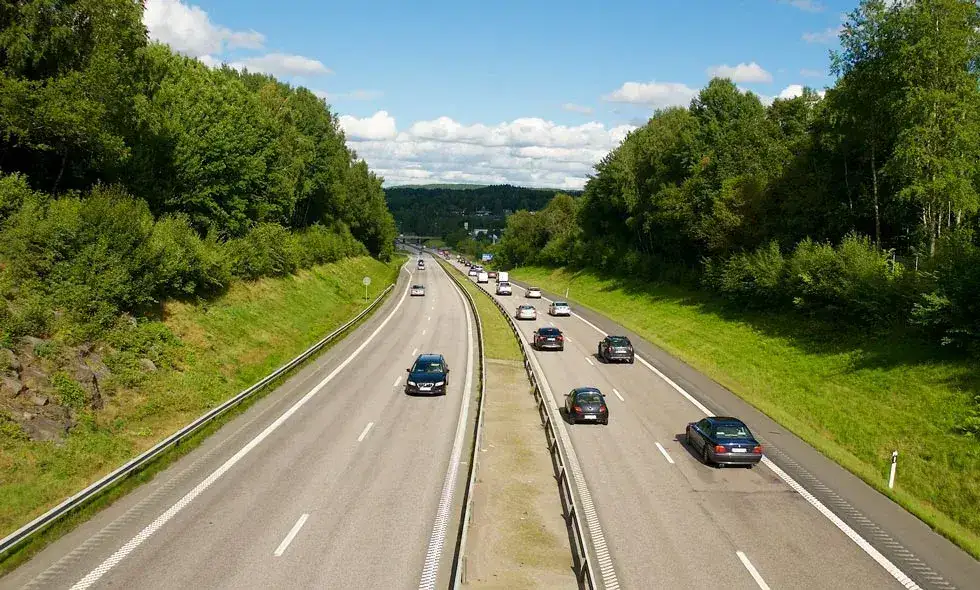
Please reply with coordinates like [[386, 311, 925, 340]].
[[888, 450, 898, 490]]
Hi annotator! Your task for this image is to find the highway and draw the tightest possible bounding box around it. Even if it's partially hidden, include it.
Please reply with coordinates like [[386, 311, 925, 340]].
[[451, 257, 979, 590], [2, 252, 477, 590]]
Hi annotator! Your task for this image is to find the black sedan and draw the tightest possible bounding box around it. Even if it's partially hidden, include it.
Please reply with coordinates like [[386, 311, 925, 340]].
[[685, 416, 763, 466], [564, 387, 609, 424], [533, 327, 564, 351], [598, 335, 634, 363], [405, 353, 450, 396]]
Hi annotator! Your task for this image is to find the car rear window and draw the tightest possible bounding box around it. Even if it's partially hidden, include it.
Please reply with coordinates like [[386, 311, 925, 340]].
[[539, 327, 560, 335], [576, 391, 603, 403], [713, 423, 752, 438], [554, 301, 569, 307], [608, 336, 630, 345]]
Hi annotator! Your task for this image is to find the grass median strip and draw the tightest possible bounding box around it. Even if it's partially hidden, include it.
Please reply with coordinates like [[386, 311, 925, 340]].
[[512, 265, 980, 559], [441, 261, 574, 587], [0, 255, 403, 572]]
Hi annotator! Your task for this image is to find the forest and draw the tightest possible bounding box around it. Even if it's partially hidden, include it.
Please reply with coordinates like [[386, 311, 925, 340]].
[[0, 0, 397, 343], [497, 0, 980, 358], [385, 184, 578, 240]]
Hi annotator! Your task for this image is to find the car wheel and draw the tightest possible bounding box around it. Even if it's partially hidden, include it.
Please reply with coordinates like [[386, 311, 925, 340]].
[[628, 356, 634, 364], [559, 345, 564, 351], [701, 444, 712, 466]]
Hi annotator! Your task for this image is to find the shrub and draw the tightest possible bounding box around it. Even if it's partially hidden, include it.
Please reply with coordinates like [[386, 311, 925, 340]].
[[223, 223, 300, 280], [52, 372, 87, 410], [149, 214, 231, 298], [294, 223, 367, 267], [911, 229, 980, 352], [709, 240, 787, 308], [0, 173, 42, 224]]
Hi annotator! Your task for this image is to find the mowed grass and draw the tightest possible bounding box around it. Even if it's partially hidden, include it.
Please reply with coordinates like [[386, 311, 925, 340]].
[[440, 261, 521, 362], [512, 266, 980, 558], [0, 256, 403, 547]]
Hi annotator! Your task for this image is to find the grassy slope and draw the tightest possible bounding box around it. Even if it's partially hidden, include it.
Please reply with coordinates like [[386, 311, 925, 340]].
[[0, 256, 403, 540], [513, 266, 980, 558], [445, 265, 521, 362]]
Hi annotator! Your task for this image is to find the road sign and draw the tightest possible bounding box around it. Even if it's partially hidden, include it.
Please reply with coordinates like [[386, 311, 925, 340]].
[[362, 276, 371, 286]]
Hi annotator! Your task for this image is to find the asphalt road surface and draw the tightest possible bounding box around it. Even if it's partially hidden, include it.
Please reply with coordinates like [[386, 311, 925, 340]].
[[451, 257, 979, 590], [3, 252, 477, 590]]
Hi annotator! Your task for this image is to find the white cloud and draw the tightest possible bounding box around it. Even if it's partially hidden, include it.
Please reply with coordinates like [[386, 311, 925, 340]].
[[803, 25, 843, 44], [602, 81, 698, 108], [340, 113, 636, 189], [144, 0, 264, 57], [706, 62, 773, 83], [339, 111, 398, 140], [800, 68, 824, 77], [780, 0, 824, 12], [778, 84, 805, 100], [562, 103, 594, 114], [228, 53, 331, 76]]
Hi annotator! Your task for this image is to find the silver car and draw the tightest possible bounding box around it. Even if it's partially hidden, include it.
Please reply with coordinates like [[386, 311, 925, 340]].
[[496, 281, 512, 295], [549, 301, 571, 316], [516, 305, 537, 320], [526, 287, 542, 298], [410, 284, 425, 296]]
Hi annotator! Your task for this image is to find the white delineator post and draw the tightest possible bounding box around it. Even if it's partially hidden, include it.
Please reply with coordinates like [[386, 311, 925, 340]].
[[888, 450, 898, 490]]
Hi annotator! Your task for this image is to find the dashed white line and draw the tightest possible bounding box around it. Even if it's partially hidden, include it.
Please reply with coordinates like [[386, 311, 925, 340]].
[[411, 347, 418, 357], [357, 422, 375, 442], [422, 329, 427, 336], [69, 278, 415, 589], [736, 551, 771, 590], [427, 315, 431, 321], [612, 388, 625, 402], [586, 356, 595, 366], [655, 442, 675, 465], [274, 514, 310, 557]]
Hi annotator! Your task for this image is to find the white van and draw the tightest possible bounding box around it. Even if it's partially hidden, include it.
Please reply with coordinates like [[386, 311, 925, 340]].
[[497, 271, 509, 283], [477, 272, 489, 284]]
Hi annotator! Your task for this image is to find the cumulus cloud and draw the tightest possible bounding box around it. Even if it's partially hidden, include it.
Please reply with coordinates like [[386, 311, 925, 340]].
[[778, 84, 805, 100], [228, 53, 331, 76], [706, 62, 773, 83], [144, 0, 264, 57], [602, 81, 698, 108], [339, 113, 636, 189], [562, 103, 594, 114], [803, 25, 843, 44], [780, 0, 824, 12]]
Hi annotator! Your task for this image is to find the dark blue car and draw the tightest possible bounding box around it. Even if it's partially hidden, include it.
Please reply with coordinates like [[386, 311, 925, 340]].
[[685, 416, 763, 466], [405, 353, 450, 396]]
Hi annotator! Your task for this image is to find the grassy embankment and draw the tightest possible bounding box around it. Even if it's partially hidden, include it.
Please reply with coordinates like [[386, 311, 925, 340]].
[[0, 255, 403, 569], [512, 266, 980, 559]]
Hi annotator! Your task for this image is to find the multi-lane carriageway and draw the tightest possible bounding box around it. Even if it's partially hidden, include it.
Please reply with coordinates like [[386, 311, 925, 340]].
[[3, 252, 478, 590], [447, 254, 980, 590], [4, 245, 978, 590]]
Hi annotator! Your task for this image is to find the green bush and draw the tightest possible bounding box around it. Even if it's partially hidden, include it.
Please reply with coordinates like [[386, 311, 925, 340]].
[[293, 223, 367, 267], [0, 173, 42, 224], [911, 230, 980, 352], [149, 214, 231, 298], [52, 372, 87, 410], [709, 240, 787, 308], [223, 223, 300, 280]]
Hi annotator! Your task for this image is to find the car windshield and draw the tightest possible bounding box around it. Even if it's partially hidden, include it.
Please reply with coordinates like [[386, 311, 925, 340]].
[[609, 337, 630, 345], [413, 360, 444, 373], [575, 391, 603, 403], [713, 423, 752, 439]]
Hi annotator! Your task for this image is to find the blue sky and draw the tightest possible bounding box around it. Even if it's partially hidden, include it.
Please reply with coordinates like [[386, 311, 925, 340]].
[[144, 0, 853, 188]]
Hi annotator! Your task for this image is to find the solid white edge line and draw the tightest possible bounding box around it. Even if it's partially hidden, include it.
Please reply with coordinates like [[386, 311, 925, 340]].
[[559, 280, 924, 590], [357, 422, 375, 443], [655, 442, 675, 465], [417, 260, 475, 590], [69, 264, 414, 590], [586, 356, 594, 366], [613, 388, 625, 402], [274, 513, 310, 557], [736, 551, 772, 590]]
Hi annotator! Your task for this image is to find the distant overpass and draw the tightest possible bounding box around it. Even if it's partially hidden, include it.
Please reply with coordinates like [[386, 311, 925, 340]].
[[396, 235, 442, 243]]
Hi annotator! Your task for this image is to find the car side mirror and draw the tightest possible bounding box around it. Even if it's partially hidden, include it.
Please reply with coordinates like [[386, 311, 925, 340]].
[[445, 368, 450, 373], [406, 368, 411, 372]]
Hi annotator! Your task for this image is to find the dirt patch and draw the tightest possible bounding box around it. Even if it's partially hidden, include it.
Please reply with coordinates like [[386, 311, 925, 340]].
[[463, 359, 576, 588]]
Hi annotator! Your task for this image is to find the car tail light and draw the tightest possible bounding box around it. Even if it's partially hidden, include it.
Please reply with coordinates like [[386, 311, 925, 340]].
[[599, 405, 606, 412], [558, 335, 564, 341], [714, 445, 727, 454], [573, 406, 582, 413], [753, 445, 763, 454]]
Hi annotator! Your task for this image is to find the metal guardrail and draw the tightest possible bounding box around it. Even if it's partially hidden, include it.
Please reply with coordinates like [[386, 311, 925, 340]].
[[440, 257, 599, 589], [437, 258, 487, 589], [0, 280, 398, 559]]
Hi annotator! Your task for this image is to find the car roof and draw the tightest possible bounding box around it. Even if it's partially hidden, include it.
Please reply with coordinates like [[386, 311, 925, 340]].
[[416, 353, 444, 362], [412, 284, 424, 288], [607, 335, 630, 341], [538, 326, 561, 333], [706, 416, 747, 426], [572, 387, 603, 395], [553, 301, 569, 306], [528, 286, 540, 290]]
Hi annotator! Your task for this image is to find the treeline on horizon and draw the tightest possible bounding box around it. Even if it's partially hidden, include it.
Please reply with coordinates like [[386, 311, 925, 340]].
[[497, 0, 980, 356], [0, 0, 397, 344], [385, 184, 579, 240]]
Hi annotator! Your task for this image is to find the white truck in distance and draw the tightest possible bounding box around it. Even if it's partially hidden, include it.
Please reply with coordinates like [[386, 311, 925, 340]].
[[497, 271, 509, 283]]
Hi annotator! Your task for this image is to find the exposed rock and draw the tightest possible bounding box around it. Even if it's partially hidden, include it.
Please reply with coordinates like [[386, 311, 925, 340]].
[[71, 365, 104, 410], [1, 376, 23, 397], [1, 348, 20, 373], [20, 366, 50, 395], [19, 336, 46, 350], [138, 358, 157, 372], [19, 413, 67, 443], [31, 394, 48, 407], [84, 354, 111, 381]]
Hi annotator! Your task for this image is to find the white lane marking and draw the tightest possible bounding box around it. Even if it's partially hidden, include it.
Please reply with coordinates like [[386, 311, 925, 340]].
[[418, 262, 476, 590], [274, 514, 310, 557], [357, 422, 375, 442], [69, 274, 415, 590], [612, 388, 625, 402], [586, 356, 595, 366], [549, 321, 555, 327], [563, 286, 924, 590], [736, 551, 771, 590], [655, 442, 675, 465], [422, 329, 427, 336], [393, 376, 402, 388], [411, 347, 418, 357], [427, 315, 431, 321]]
